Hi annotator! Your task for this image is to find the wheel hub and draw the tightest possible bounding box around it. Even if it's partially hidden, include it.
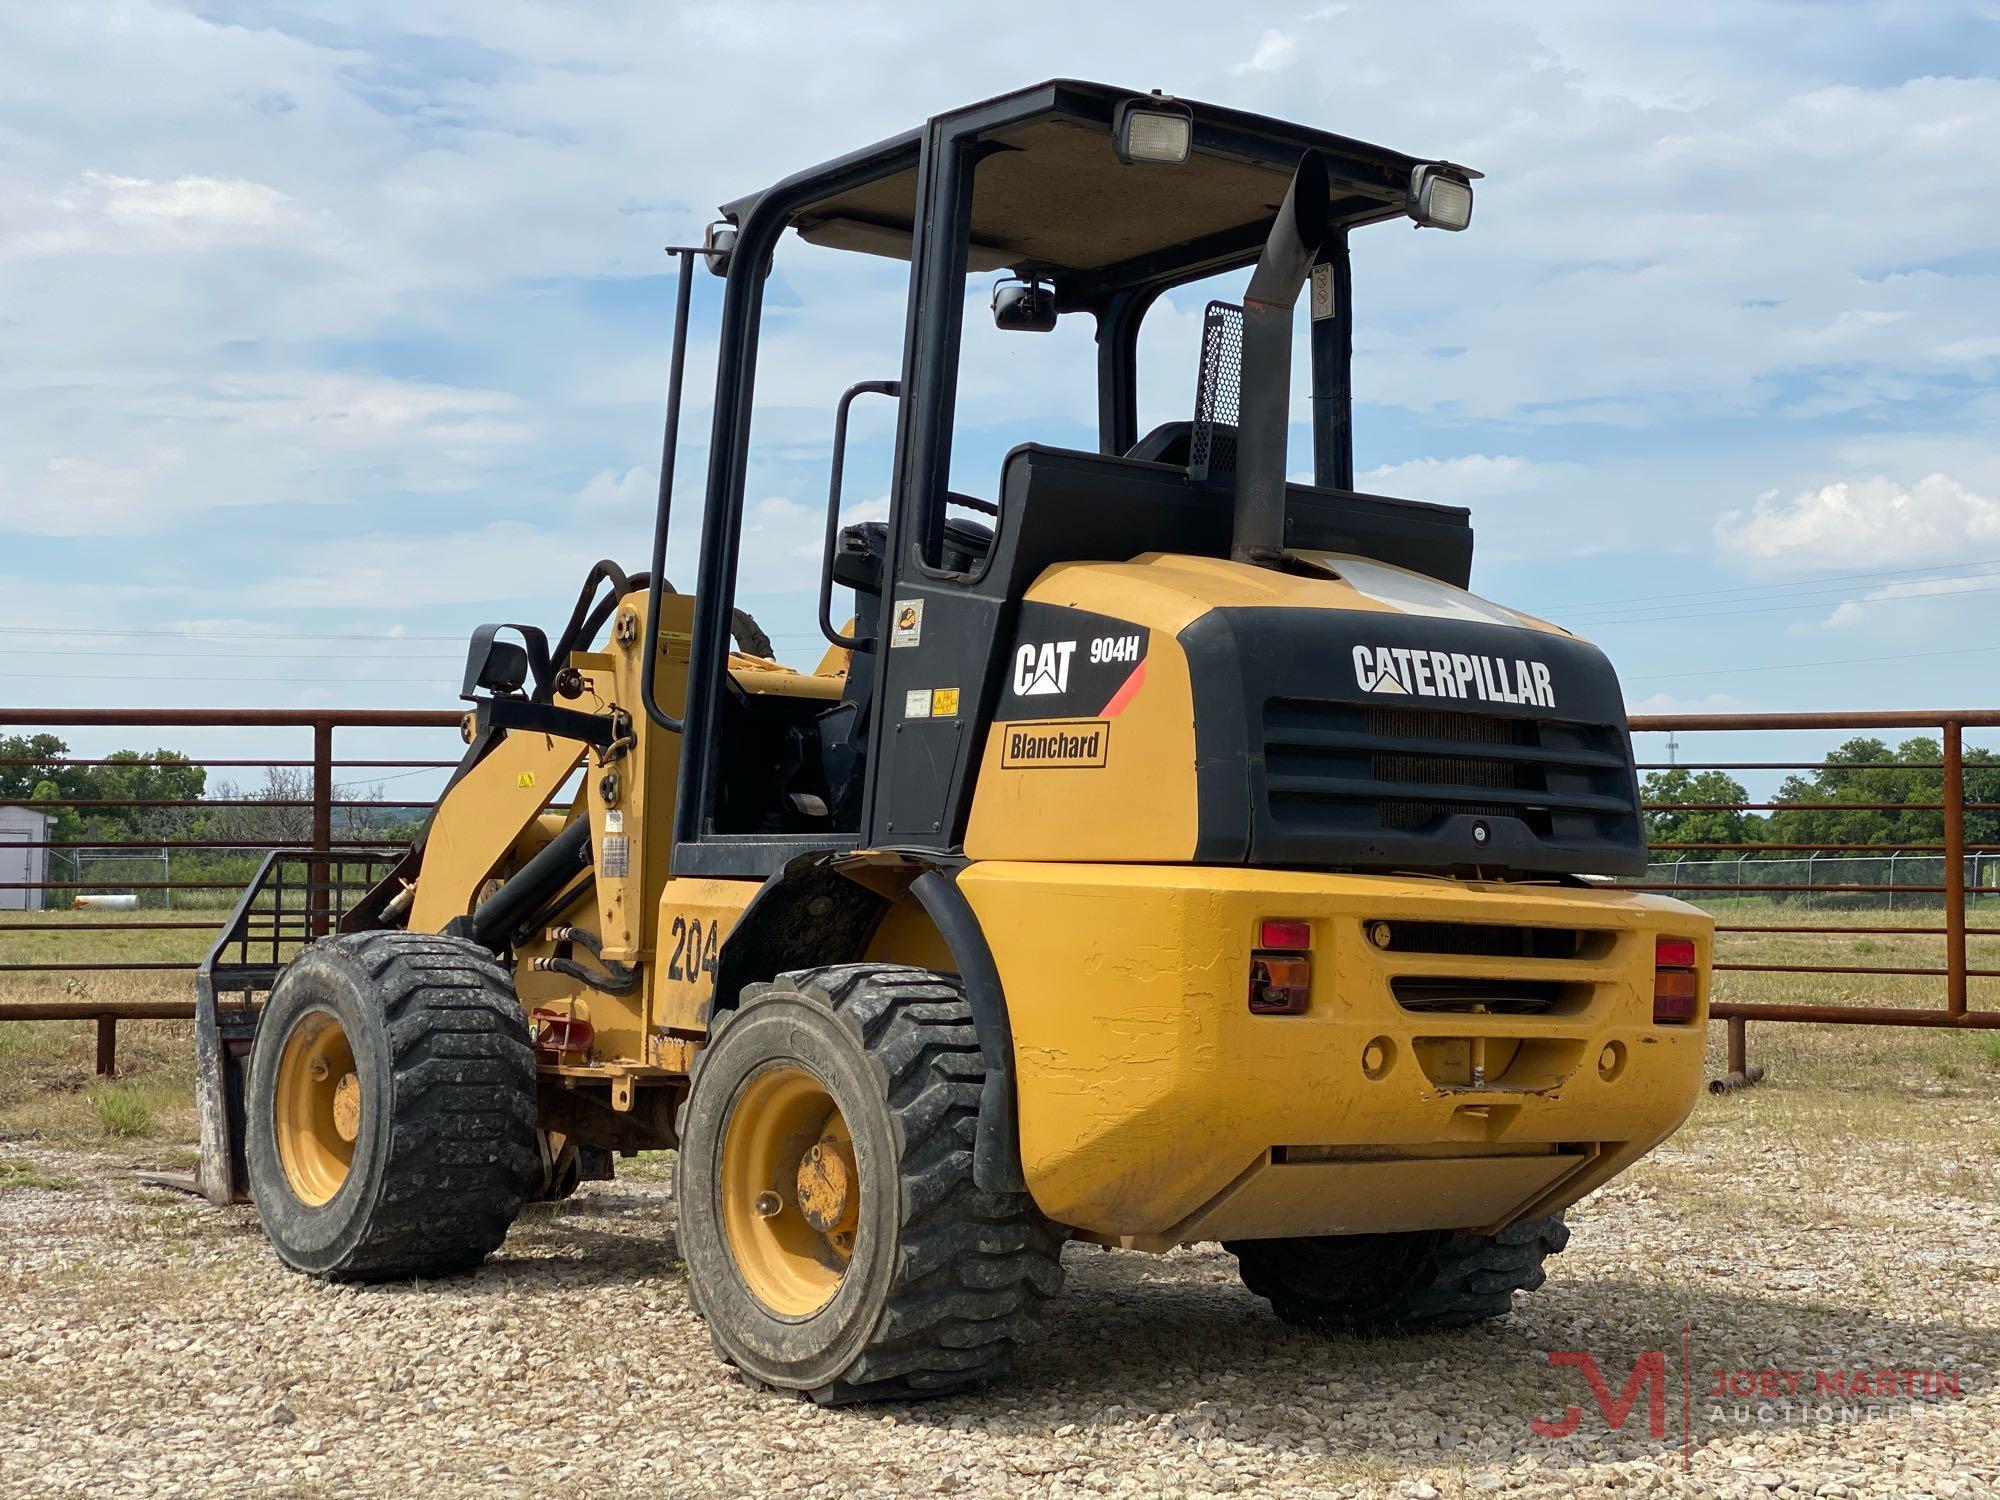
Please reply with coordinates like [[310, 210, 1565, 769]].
[[795, 1139, 858, 1236], [272, 1010, 359, 1207], [719, 1065, 860, 1316], [331, 1073, 362, 1143]]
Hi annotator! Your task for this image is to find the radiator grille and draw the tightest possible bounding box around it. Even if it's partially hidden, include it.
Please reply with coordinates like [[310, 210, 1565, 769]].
[[1259, 697, 1638, 861]]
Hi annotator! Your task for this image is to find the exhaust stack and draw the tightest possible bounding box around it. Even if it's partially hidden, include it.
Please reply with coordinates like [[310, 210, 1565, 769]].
[[1232, 150, 1330, 564]]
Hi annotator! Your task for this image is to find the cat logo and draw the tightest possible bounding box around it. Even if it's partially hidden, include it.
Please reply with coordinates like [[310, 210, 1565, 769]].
[[1012, 640, 1076, 696]]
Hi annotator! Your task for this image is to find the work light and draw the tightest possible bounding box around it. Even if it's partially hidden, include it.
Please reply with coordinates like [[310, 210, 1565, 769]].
[[1113, 95, 1193, 164], [1408, 164, 1475, 231]]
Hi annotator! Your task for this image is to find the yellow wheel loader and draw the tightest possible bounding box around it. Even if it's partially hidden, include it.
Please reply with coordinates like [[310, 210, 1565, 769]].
[[196, 80, 1712, 1402]]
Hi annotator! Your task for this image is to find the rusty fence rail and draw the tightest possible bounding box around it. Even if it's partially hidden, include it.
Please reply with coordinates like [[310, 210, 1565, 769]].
[[1626, 709, 2000, 1089], [0, 708, 460, 1073], [2, 705, 1997, 1080]]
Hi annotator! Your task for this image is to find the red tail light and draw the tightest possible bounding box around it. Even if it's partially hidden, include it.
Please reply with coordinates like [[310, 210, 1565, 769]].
[[1653, 935, 1698, 1024], [1260, 918, 1312, 950], [1656, 936, 1697, 969], [1250, 918, 1312, 1014]]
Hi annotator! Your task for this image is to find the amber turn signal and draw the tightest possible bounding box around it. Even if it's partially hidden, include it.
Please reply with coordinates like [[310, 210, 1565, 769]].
[[1249, 953, 1311, 1014], [1653, 937, 1698, 1025]]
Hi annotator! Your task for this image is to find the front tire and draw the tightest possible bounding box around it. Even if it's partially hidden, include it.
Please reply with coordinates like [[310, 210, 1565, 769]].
[[676, 963, 1063, 1402], [245, 931, 538, 1280], [1227, 1214, 1570, 1335]]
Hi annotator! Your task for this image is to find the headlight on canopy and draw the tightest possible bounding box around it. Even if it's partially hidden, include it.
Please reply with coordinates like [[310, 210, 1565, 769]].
[[1113, 95, 1193, 165], [1408, 164, 1475, 231]]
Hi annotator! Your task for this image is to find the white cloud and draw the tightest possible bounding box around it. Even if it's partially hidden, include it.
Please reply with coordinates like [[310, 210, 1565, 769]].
[[0, 373, 530, 537], [576, 465, 655, 515], [1815, 572, 2000, 631], [1235, 30, 1298, 76], [1626, 690, 1745, 715], [0, 170, 311, 259], [1359, 454, 1576, 504], [1716, 473, 2000, 571], [250, 521, 593, 611]]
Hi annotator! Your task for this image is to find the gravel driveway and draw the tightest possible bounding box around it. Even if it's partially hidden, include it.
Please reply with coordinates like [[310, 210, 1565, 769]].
[[3, 1091, 1996, 1500]]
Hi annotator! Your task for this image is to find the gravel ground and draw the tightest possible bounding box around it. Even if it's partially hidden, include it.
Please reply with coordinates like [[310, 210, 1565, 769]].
[[3, 1098, 1997, 1500]]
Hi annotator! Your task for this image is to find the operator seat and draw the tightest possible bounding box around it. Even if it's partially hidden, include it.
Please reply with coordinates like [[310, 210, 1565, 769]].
[[816, 510, 993, 828]]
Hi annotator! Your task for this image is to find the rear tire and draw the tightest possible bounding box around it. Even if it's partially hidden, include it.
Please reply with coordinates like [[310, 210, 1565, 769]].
[[246, 931, 538, 1280], [676, 963, 1063, 1402], [1227, 1213, 1569, 1335]]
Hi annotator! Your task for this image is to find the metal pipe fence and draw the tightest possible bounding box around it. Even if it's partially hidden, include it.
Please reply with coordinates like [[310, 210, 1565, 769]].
[[0, 708, 459, 1073], [2, 705, 1996, 1082], [1626, 708, 2000, 1085]]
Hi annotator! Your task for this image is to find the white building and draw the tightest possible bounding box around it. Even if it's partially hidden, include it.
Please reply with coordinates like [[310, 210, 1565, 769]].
[[0, 804, 55, 912]]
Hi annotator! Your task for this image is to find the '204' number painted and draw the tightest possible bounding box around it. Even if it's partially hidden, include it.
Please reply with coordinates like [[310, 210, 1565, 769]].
[[667, 915, 720, 983], [1089, 634, 1142, 665]]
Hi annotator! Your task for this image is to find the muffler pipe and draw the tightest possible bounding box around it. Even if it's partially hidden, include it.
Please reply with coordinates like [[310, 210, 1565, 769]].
[[1233, 150, 1330, 564]]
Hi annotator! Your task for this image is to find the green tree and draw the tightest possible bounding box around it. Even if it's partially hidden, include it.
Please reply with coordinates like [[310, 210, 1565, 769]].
[[0, 736, 207, 844], [1641, 767, 1764, 847], [1764, 736, 1997, 849]]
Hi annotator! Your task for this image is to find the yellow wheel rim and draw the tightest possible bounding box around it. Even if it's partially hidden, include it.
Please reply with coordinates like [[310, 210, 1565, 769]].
[[273, 1010, 360, 1207], [719, 1064, 858, 1317]]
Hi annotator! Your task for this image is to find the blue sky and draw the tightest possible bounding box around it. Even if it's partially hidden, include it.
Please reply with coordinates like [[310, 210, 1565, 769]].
[[2, 1, 1998, 791]]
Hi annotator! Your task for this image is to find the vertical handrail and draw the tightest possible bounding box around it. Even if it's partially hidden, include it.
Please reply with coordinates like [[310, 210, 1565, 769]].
[[1944, 721, 1967, 1017], [639, 246, 697, 737]]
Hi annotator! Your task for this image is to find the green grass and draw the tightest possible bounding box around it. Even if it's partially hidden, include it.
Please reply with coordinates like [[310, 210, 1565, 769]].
[[88, 1084, 156, 1139], [0, 1159, 76, 1191]]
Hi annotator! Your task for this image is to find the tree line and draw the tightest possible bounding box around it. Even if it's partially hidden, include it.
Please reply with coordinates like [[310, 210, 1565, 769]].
[[1, 733, 424, 875], [1642, 735, 2000, 853]]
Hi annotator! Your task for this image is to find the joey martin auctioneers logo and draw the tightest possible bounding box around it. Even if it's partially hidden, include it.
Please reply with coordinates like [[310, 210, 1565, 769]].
[[1352, 642, 1555, 709], [1531, 1323, 1967, 1471]]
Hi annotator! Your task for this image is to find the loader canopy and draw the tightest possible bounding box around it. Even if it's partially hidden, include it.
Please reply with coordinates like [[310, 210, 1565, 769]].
[[674, 80, 1481, 875]]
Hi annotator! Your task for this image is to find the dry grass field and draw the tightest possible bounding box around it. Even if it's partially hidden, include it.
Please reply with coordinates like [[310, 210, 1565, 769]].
[[1, 904, 1996, 1497]]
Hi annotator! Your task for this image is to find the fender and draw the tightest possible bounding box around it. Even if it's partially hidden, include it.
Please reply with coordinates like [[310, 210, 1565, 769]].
[[710, 852, 1026, 1195]]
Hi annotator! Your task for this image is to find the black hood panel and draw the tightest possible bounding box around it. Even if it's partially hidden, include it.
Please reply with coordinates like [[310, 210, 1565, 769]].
[[1181, 607, 1645, 877]]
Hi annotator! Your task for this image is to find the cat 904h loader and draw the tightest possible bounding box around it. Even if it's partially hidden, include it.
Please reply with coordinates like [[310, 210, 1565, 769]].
[[196, 80, 1712, 1402]]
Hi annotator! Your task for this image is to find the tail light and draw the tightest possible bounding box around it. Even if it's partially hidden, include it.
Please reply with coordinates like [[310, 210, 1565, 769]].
[[1653, 936, 1698, 1024], [1250, 918, 1312, 1015]]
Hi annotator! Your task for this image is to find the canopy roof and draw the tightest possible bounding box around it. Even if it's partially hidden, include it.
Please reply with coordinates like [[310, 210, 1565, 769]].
[[723, 80, 1467, 296]]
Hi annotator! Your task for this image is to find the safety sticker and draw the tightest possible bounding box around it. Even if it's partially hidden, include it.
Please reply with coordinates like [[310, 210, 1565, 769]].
[[1311, 261, 1336, 321], [932, 686, 960, 717], [890, 598, 924, 648]]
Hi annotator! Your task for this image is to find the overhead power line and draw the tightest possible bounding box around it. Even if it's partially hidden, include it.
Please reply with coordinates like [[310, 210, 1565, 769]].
[[1542, 556, 2000, 612], [1630, 641, 2000, 682]]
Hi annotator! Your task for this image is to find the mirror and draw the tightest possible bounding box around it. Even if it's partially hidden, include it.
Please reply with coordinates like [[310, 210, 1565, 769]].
[[991, 276, 1057, 332]]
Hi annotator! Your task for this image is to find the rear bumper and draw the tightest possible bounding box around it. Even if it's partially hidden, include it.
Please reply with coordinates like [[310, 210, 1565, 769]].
[[956, 863, 1710, 1245]]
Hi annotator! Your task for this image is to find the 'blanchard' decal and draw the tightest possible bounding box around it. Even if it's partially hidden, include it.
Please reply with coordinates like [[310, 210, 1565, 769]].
[[1353, 643, 1556, 710], [1000, 720, 1110, 769]]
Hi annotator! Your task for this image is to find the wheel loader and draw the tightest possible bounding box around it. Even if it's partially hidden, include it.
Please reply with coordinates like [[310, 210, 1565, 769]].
[[195, 79, 1713, 1402]]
